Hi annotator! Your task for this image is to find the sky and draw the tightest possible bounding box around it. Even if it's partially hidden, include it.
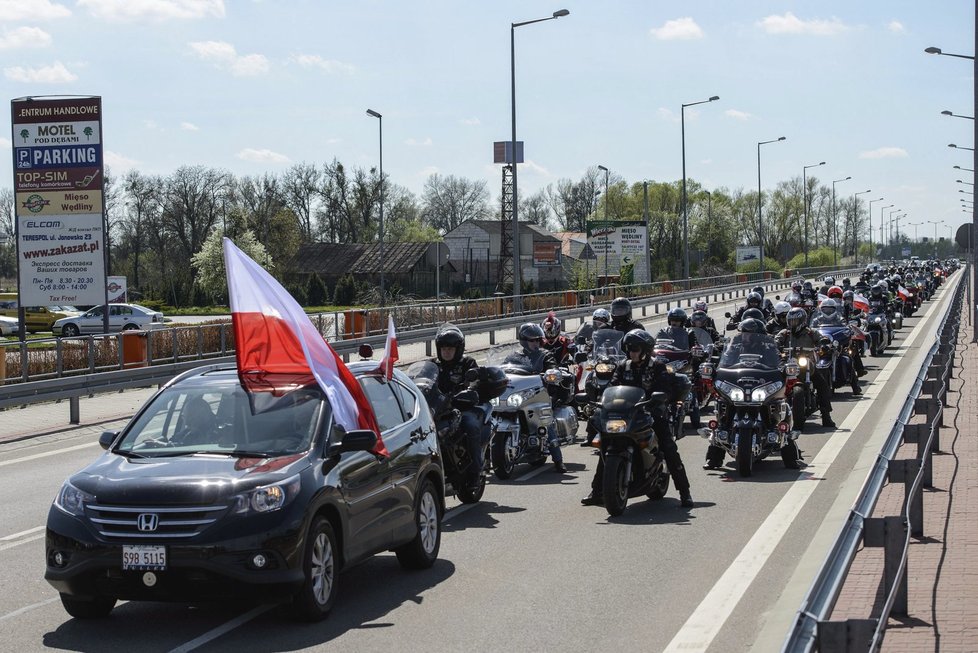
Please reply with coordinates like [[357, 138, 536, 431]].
[[1, 0, 975, 242]]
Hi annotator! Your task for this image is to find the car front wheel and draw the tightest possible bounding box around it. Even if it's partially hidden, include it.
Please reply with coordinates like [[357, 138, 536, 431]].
[[61, 323, 80, 337], [293, 516, 339, 622], [395, 478, 441, 569]]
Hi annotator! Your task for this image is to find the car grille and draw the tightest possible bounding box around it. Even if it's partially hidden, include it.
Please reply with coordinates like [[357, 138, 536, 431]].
[[86, 503, 229, 540]]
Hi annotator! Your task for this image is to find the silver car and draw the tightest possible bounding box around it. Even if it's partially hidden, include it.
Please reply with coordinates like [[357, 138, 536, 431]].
[[52, 303, 165, 336]]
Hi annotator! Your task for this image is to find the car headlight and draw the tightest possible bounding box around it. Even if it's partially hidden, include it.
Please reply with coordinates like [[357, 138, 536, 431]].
[[506, 389, 536, 408], [54, 481, 94, 517], [605, 419, 627, 433], [231, 474, 301, 514]]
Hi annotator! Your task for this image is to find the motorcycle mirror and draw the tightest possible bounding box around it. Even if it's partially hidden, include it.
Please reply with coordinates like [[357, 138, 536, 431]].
[[774, 295, 781, 301], [574, 351, 588, 364], [724, 312, 732, 318]]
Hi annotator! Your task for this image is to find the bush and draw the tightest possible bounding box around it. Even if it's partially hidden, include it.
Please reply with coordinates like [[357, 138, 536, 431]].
[[138, 298, 166, 312], [736, 259, 783, 274], [332, 274, 357, 306], [786, 247, 836, 270], [287, 282, 309, 306], [461, 287, 483, 300], [306, 273, 329, 306]]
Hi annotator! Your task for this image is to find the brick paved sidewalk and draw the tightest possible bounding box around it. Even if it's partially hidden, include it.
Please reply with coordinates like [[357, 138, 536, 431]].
[[828, 304, 978, 652]]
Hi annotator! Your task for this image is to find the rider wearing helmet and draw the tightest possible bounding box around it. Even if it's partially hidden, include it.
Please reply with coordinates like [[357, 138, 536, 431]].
[[685, 300, 718, 331], [818, 276, 836, 296], [433, 324, 490, 490], [516, 322, 566, 473], [574, 307, 612, 351], [726, 291, 768, 330], [610, 297, 645, 333], [827, 286, 844, 301], [775, 308, 836, 428], [752, 285, 776, 315], [582, 329, 694, 508], [541, 311, 574, 364], [689, 309, 722, 345], [766, 300, 791, 335], [812, 298, 843, 326]]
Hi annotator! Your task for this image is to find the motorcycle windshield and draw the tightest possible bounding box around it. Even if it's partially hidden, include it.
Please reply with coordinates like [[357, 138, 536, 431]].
[[690, 327, 714, 349], [655, 328, 691, 351], [405, 360, 449, 414], [486, 343, 542, 375], [718, 333, 781, 371], [811, 314, 844, 327], [590, 329, 624, 362]]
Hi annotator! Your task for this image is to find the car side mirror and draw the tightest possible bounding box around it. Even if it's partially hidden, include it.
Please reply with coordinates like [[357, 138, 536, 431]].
[[99, 430, 119, 450], [575, 351, 588, 364], [330, 429, 378, 456]]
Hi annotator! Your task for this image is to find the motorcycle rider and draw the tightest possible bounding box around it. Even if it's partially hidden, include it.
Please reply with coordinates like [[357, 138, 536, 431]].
[[541, 311, 575, 364], [726, 291, 767, 330], [840, 291, 868, 377], [609, 297, 646, 333], [433, 324, 491, 491], [810, 299, 862, 395], [575, 308, 612, 352], [581, 329, 694, 508], [517, 322, 567, 473], [661, 307, 692, 349], [752, 285, 775, 315], [689, 309, 723, 346], [766, 300, 791, 335], [684, 300, 718, 331], [775, 307, 836, 428], [818, 276, 836, 296]]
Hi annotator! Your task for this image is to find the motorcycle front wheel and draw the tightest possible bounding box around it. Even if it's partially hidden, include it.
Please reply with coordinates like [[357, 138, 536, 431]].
[[736, 430, 754, 477], [602, 455, 630, 516], [456, 476, 486, 504], [491, 432, 517, 480]]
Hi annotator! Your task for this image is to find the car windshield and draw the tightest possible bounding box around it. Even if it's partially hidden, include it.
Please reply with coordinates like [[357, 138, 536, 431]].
[[718, 333, 781, 371], [590, 329, 624, 361], [115, 378, 327, 458]]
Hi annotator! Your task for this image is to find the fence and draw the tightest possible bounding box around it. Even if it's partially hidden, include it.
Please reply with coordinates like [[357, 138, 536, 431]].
[[780, 267, 966, 653]]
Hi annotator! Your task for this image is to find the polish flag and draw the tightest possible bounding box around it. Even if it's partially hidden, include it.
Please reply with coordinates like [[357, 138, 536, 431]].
[[897, 285, 910, 301], [377, 314, 399, 380], [853, 293, 870, 312], [222, 238, 387, 456]]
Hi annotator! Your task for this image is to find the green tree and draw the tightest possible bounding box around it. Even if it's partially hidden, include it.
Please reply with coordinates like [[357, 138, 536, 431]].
[[306, 272, 329, 306], [19, 129, 29, 143], [83, 126, 93, 140], [332, 274, 357, 306], [191, 229, 272, 303]]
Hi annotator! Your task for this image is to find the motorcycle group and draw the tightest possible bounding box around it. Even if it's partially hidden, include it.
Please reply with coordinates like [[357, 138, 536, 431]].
[[406, 258, 955, 517]]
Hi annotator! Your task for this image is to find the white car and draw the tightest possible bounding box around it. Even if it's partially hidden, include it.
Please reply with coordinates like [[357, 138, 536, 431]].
[[0, 315, 19, 336], [52, 304, 166, 337]]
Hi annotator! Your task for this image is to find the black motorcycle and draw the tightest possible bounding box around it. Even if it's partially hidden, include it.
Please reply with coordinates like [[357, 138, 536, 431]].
[[577, 386, 671, 516], [700, 332, 798, 476], [407, 361, 506, 503]]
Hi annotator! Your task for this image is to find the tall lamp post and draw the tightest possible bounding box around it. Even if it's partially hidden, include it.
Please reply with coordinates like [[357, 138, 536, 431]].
[[802, 161, 825, 267], [597, 164, 609, 285], [510, 8, 570, 310], [365, 108, 385, 303], [927, 219, 944, 257], [757, 136, 786, 276], [887, 208, 900, 252], [949, 143, 976, 151], [830, 176, 851, 266], [681, 95, 719, 281], [907, 221, 923, 255], [879, 204, 893, 257], [852, 189, 871, 264]]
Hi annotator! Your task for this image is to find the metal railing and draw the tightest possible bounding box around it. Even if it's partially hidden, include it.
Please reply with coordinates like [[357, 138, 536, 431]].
[[781, 268, 966, 653]]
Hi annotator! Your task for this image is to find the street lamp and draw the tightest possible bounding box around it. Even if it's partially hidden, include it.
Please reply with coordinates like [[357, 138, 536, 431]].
[[802, 161, 825, 267], [907, 221, 923, 255], [879, 204, 893, 258], [954, 165, 975, 172], [852, 189, 871, 265], [867, 197, 883, 264], [831, 176, 851, 265], [681, 95, 719, 281], [510, 8, 570, 310], [365, 108, 385, 302], [927, 220, 944, 257], [925, 46, 975, 60], [942, 109, 975, 120], [949, 143, 976, 151], [958, 179, 975, 185], [757, 136, 786, 276], [887, 208, 900, 246], [597, 164, 609, 285]]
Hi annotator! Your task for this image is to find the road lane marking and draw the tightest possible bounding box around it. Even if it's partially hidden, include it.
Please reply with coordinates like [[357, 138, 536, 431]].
[[662, 283, 950, 653], [1, 525, 44, 541], [168, 604, 275, 653], [0, 442, 98, 468], [0, 597, 60, 623]]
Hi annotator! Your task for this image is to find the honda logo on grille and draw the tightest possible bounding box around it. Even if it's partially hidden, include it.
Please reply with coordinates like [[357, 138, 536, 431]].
[[137, 513, 159, 532]]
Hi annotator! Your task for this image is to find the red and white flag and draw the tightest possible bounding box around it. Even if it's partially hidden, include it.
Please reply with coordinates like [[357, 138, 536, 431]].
[[897, 285, 910, 301], [377, 314, 399, 380], [853, 293, 870, 312], [222, 238, 387, 456]]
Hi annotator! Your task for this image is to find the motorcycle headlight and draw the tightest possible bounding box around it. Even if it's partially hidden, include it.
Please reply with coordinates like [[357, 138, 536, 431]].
[[231, 474, 301, 514], [54, 481, 94, 517], [595, 363, 615, 374], [751, 381, 783, 402], [543, 369, 560, 384], [605, 419, 628, 433], [798, 356, 809, 368], [729, 387, 745, 402], [785, 363, 800, 377], [506, 388, 536, 407], [490, 396, 500, 407], [698, 363, 714, 377], [666, 363, 677, 374]]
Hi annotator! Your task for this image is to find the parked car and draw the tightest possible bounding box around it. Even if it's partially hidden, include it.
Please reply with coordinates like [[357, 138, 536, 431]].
[[52, 303, 165, 336], [0, 315, 19, 336], [45, 362, 444, 621], [0, 300, 82, 334]]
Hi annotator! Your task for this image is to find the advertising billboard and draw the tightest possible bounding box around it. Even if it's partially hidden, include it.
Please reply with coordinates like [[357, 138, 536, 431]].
[[735, 246, 762, 266], [11, 97, 106, 307], [532, 242, 561, 267], [586, 220, 649, 284]]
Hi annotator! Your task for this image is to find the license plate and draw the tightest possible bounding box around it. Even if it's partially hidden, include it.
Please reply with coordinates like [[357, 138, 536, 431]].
[[122, 545, 167, 571]]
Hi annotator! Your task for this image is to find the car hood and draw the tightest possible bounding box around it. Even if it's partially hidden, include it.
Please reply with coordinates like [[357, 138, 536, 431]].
[[70, 452, 311, 505]]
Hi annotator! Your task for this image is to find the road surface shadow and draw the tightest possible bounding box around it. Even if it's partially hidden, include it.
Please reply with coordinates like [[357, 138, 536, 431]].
[[442, 500, 526, 532]]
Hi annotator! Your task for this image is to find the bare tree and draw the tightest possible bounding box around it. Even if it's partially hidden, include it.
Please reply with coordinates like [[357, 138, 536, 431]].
[[281, 162, 320, 242], [520, 190, 553, 229], [546, 168, 602, 232], [420, 174, 490, 233], [239, 173, 285, 245]]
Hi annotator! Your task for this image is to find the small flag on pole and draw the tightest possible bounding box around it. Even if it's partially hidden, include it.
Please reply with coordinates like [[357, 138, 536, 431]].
[[377, 315, 399, 381]]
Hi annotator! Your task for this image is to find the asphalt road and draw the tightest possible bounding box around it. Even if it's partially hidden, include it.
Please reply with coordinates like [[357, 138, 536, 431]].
[[0, 279, 957, 653]]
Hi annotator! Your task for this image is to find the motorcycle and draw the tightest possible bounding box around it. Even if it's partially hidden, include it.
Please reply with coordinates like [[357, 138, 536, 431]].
[[575, 329, 625, 422], [688, 327, 719, 428], [406, 361, 505, 503], [486, 344, 579, 479], [781, 343, 826, 431], [812, 318, 856, 392], [577, 386, 671, 516], [865, 302, 893, 356], [653, 329, 693, 440], [699, 332, 799, 476]]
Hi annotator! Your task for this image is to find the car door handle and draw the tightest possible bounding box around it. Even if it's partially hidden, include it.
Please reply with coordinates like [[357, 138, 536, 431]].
[[409, 428, 428, 443]]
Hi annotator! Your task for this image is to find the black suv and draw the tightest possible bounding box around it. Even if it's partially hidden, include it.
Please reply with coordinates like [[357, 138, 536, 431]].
[[45, 363, 444, 621]]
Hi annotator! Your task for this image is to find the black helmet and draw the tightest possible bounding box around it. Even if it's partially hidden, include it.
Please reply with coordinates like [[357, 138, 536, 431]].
[[518, 322, 545, 347], [741, 308, 765, 322], [785, 292, 803, 308], [824, 276, 836, 286], [869, 284, 883, 297], [842, 277, 851, 287], [746, 292, 762, 309], [475, 366, 508, 403], [610, 297, 632, 322], [690, 310, 709, 328], [786, 307, 808, 332], [739, 318, 766, 334], [622, 328, 655, 360], [803, 281, 814, 291], [751, 286, 765, 298], [435, 323, 465, 362], [843, 290, 855, 304], [667, 307, 687, 328]]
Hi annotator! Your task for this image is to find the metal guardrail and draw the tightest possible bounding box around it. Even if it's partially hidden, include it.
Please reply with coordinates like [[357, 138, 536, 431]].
[[781, 268, 966, 653]]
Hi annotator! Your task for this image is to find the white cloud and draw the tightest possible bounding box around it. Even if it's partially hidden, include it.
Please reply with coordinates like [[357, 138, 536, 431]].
[[419, 166, 439, 177], [650, 17, 704, 40], [725, 109, 752, 121], [888, 20, 905, 33], [522, 160, 551, 178], [758, 12, 849, 36], [290, 54, 355, 75], [78, 0, 224, 21], [189, 40, 268, 76], [0, 136, 10, 148], [0, 0, 71, 21], [459, 117, 481, 126], [859, 147, 909, 159], [180, 121, 199, 131], [657, 107, 679, 123], [104, 150, 138, 170], [0, 26, 52, 49], [4, 60, 76, 82], [405, 137, 432, 147], [237, 148, 290, 164]]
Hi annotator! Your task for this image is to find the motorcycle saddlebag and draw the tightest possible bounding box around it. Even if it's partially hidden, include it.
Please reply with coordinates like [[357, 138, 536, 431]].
[[475, 366, 508, 403]]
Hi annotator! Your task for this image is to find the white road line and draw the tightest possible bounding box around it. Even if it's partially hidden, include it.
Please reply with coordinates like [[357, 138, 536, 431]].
[[662, 286, 947, 653], [0, 532, 45, 552], [0, 597, 60, 623], [167, 604, 275, 653], [0, 525, 45, 541], [0, 442, 98, 468]]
